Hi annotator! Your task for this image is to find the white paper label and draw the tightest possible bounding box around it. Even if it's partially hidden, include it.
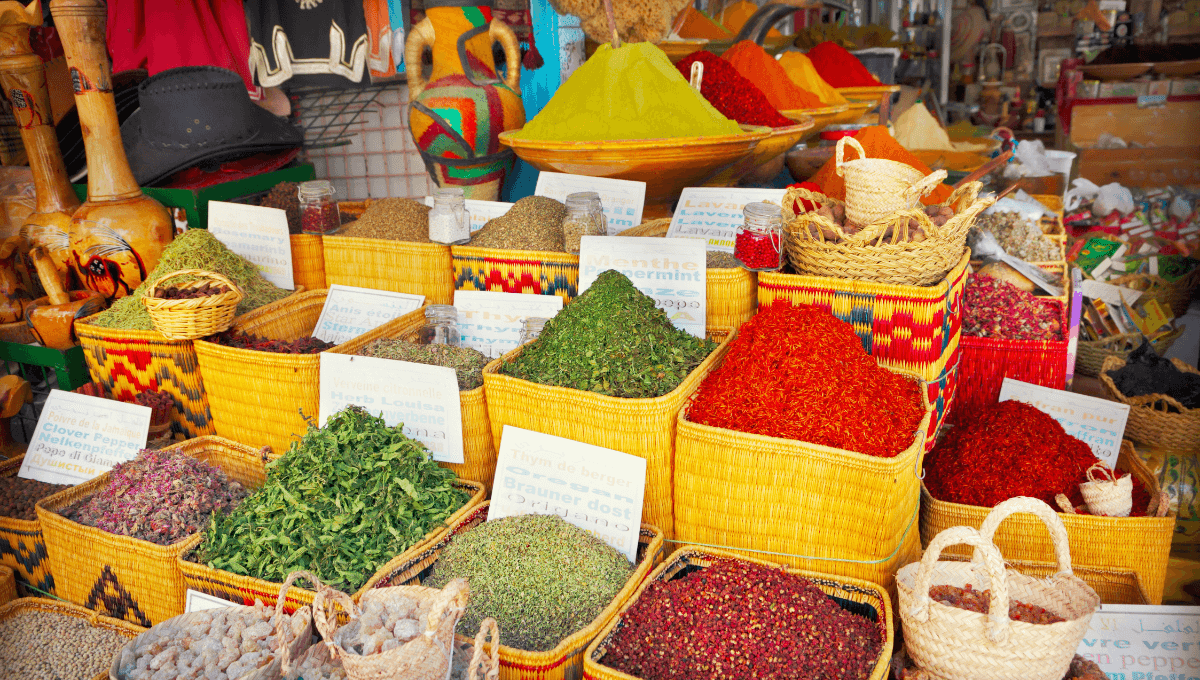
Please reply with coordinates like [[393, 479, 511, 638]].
[[1080, 280, 1144, 308], [19, 390, 151, 485], [1076, 604, 1200, 677], [318, 354, 464, 463], [999, 378, 1130, 467], [453, 290, 563, 359], [668, 188, 787, 253], [578, 235, 706, 338], [488, 425, 646, 562], [534, 172, 646, 234], [312, 285, 425, 345], [207, 202, 294, 290], [185, 589, 241, 612], [422, 197, 514, 232]]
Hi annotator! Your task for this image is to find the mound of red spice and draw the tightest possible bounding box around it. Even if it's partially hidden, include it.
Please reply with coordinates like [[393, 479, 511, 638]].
[[602, 560, 883, 680], [688, 303, 925, 458], [210, 330, 335, 354], [963, 274, 1063, 341], [674, 51, 794, 128], [930, 583, 1066, 624], [806, 41, 882, 87]]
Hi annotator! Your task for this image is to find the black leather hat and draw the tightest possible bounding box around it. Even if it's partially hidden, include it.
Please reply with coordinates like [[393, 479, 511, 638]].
[[120, 66, 301, 187]]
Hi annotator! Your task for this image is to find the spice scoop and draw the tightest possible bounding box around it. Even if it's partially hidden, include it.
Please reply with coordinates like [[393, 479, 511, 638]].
[[24, 246, 105, 350]]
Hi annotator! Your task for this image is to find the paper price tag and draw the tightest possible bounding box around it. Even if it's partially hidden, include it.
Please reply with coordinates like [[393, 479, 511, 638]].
[[999, 379, 1129, 467], [208, 201, 294, 290], [185, 589, 241, 612], [422, 197, 514, 232], [319, 354, 464, 464], [534, 172, 646, 234], [489, 426, 646, 562], [312, 285, 425, 344], [667, 187, 786, 253], [453, 290, 563, 359], [578, 236, 706, 338], [19, 390, 151, 485]]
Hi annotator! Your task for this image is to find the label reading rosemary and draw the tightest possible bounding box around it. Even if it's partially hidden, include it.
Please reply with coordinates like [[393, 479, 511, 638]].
[[208, 201, 294, 290], [578, 236, 707, 338], [453, 290, 563, 358], [19, 390, 151, 485], [312, 284, 425, 344]]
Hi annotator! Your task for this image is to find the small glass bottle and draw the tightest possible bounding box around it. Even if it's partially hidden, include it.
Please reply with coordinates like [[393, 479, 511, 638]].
[[428, 190, 470, 245], [518, 317, 548, 345], [562, 192, 607, 254], [298, 180, 341, 235], [734, 202, 784, 272], [417, 305, 461, 346]]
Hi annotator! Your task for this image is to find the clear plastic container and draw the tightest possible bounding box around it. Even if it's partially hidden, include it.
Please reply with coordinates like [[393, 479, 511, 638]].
[[562, 192, 607, 253], [428, 189, 470, 245], [734, 202, 784, 272], [298, 180, 341, 235], [417, 305, 461, 346], [518, 317, 549, 345]]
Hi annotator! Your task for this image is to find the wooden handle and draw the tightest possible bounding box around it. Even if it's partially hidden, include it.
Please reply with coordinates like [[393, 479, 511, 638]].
[[0, 374, 31, 419], [953, 149, 1013, 189], [0, 1, 41, 59], [405, 18, 435, 100], [490, 20, 521, 92], [0, 53, 80, 214], [31, 246, 68, 305]]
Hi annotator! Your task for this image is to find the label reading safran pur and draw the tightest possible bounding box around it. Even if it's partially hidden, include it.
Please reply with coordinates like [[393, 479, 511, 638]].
[[312, 285, 425, 344], [318, 354, 464, 464], [578, 235, 706, 338], [207, 201, 294, 290], [999, 378, 1129, 467], [18, 390, 151, 485]]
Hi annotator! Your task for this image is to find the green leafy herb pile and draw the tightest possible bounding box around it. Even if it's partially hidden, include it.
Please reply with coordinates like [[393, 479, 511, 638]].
[[499, 270, 716, 398], [90, 230, 291, 330], [196, 405, 470, 592], [426, 514, 634, 651]]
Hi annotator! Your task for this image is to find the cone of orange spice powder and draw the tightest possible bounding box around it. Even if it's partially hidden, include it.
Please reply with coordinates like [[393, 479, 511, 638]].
[[722, 41, 823, 111]]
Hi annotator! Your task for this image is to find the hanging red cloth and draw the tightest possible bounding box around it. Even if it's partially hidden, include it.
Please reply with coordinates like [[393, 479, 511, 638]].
[[107, 0, 255, 95]]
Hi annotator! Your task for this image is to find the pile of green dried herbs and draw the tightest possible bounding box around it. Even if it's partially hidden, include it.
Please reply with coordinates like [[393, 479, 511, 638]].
[[500, 270, 716, 398], [358, 339, 488, 390], [468, 196, 567, 252], [340, 198, 431, 242], [196, 406, 470, 592], [89, 230, 291, 330], [426, 514, 634, 651]]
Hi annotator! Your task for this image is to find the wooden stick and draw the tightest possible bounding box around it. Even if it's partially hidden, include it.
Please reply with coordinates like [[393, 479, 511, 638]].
[[604, 0, 620, 48], [995, 182, 1020, 200], [953, 149, 1012, 190]]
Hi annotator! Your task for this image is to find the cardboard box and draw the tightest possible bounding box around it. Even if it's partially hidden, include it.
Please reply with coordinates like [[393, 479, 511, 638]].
[[1147, 80, 1171, 96], [1171, 78, 1200, 95], [1078, 146, 1200, 187]]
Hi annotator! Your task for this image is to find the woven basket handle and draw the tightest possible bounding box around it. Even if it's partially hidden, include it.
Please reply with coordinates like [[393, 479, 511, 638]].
[[903, 170, 949, 207], [973, 497, 1074, 579], [834, 136, 867, 178], [313, 586, 360, 660], [145, 268, 242, 299], [913, 525, 1012, 643], [425, 578, 471, 637], [469, 617, 501, 680], [1085, 462, 1116, 485], [273, 570, 322, 675]]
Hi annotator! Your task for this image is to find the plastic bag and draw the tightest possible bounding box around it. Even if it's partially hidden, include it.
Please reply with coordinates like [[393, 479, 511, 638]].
[[984, 196, 1048, 222], [1064, 177, 1101, 212], [1093, 182, 1135, 216], [1009, 139, 1054, 177]]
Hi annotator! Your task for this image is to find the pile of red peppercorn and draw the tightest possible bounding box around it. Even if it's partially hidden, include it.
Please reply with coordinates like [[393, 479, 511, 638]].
[[209, 331, 335, 354], [963, 274, 1063, 341], [929, 584, 1066, 624], [733, 228, 782, 270], [674, 51, 794, 128], [601, 559, 883, 680]]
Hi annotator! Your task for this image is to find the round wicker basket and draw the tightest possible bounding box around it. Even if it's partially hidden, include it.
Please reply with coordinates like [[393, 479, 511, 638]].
[[141, 269, 244, 340]]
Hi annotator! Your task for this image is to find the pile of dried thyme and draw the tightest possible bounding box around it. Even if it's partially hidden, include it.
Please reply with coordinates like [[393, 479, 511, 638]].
[[339, 198, 431, 242], [707, 251, 738, 268], [358, 339, 488, 390], [468, 196, 567, 252]]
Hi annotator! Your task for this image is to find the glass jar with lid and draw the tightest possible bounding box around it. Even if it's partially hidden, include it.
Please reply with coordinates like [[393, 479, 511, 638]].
[[298, 180, 341, 235], [518, 317, 549, 345], [562, 191, 607, 254], [428, 189, 470, 245], [733, 202, 784, 272], [417, 305, 461, 346]]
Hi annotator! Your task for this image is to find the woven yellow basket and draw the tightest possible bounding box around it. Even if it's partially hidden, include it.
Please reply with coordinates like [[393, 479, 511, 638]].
[[0, 597, 144, 675], [35, 437, 268, 626], [1075, 329, 1184, 377], [451, 244, 580, 303], [141, 269, 244, 340], [290, 233, 327, 291], [323, 234, 453, 304], [582, 546, 894, 680], [782, 181, 993, 286], [1099, 355, 1200, 452], [672, 358, 933, 592], [0, 564, 14, 605], [193, 289, 345, 456], [177, 479, 484, 617], [481, 335, 732, 539], [76, 316, 216, 438], [919, 440, 1177, 604], [621, 218, 758, 329], [329, 307, 498, 492], [359, 502, 665, 680], [0, 455, 57, 595]]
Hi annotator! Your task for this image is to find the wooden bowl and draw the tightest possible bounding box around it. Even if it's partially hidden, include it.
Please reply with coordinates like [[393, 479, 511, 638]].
[[25, 289, 106, 350], [1079, 62, 1155, 80], [836, 85, 903, 102], [706, 116, 816, 185], [780, 104, 851, 141]]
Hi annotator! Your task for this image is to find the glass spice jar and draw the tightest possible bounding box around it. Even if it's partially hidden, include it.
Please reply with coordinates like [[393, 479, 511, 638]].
[[562, 192, 607, 254], [417, 304, 461, 346], [518, 317, 548, 345], [734, 201, 784, 271], [428, 190, 470, 245], [298, 180, 341, 235]]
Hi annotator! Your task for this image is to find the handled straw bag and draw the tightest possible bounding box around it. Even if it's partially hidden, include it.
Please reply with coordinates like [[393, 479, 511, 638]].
[[897, 497, 1100, 680], [1078, 462, 1133, 517], [835, 136, 949, 225]]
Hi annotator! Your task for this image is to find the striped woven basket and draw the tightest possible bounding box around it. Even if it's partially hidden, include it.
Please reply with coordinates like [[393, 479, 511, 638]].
[[0, 597, 144, 676], [35, 437, 268, 626], [359, 502, 666, 680], [920, 440, 1177, 604], [451, 244, 580, 303], [193, 289, 347, 456], [0, 455, 56, 595], [290, 233, 326, 291], [621, 218, 758, 329], [480, 335, 733, 539], [1099, 355, 1200, 452], [672, 353, 934, 593], [177, 479, 484, 619], [582, 546, 894, 680], [329, 307, 497, 492], [75, 317, 215, 438], [323, 235, 453, 304], [0, 564, 14, 605]]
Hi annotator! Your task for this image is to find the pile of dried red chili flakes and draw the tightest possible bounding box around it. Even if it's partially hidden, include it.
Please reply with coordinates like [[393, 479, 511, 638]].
[[963, 274, 1063, 341], [601, 560, 883, 680]]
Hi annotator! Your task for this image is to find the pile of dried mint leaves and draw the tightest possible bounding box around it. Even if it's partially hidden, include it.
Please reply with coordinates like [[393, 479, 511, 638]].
[[90, 230, 291, 330], [358, 339, 488, 390], [468, 196, 567, 252], [64, 448, 248, 545], [425, 514, 634, 651], [501, 270, 716, 398], [197, 405, 470, 592]]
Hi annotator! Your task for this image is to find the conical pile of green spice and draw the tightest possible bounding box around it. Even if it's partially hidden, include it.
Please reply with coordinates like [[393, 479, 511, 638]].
[[89, 230, 291, 329], [500, 270, 716, 398]]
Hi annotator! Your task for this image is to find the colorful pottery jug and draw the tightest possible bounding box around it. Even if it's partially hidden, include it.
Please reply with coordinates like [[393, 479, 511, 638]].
[[405, 1, 525, 201]]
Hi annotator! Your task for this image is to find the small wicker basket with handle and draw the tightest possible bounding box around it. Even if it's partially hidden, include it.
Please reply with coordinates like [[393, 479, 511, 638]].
[[141, 269, 244, 340]]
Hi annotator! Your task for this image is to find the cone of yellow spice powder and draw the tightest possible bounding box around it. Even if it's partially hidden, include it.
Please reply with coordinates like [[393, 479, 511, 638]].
[[778, 52, 850, 107], [514, 42, 742, 142]]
